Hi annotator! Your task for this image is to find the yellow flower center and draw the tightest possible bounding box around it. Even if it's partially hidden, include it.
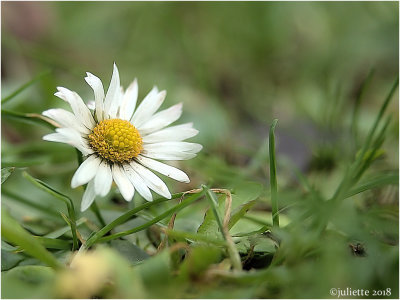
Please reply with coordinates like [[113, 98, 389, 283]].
[[88, 119, 143, 163]]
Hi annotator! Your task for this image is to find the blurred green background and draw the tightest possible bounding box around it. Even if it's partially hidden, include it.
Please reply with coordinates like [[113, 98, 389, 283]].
[[1, 2, 399, 299], [2, 2, 398, 167]]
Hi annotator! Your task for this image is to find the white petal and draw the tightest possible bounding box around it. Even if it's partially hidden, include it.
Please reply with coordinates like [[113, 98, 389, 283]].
[[143, 142, 202, 154], [141, 151, 197, 161], [94, 161, 113, 197], [71, 155, 101, 188], [85, 72, 105, 121], [87, 100, 95, 110], [42, 108, 91, 135], [112, 164, 135, 201], [103, 63, 120, 119], [55, 87, 95, 129], [137, 103, 182, 135], [43, 128, 93, 156], [119, 79, 138, 120], [131, 88, 165, 128], [142, 123, 199, 143], [136, 155, 190, 183], [130, 161, 171, 199], [110, 86, 124, 119], [122, 164, 153, 201], [81, 180, 96, 212]]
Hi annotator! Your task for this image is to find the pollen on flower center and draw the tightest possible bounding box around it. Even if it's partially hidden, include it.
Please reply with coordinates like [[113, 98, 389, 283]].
[[88, 119, 143, 163]]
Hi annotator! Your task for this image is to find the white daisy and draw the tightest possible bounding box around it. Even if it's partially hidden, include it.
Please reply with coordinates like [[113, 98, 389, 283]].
[[43, 63, 202, 211]]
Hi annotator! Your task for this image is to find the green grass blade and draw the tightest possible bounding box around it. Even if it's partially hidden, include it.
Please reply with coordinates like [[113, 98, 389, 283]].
[[353, 116, 391, 183], [165, 229, 226, 246], [228, 200, 257, 229], [202, 185, 242, 271], [44, 218, 86, 239], [351, 69, 374, 147], [331, 79, 398, 203], [346, 172, 398, 198], [203, 185, 226, 240], [15, 237, 72, 251], [269, 119, 279, 227], [1, 70, 51, 104], [357, 77, 398, 164], [1, 209, 63, 270], [2, 189, 61, 219], [95, 192, 204, 244], [1, 167, 15, 184], [83, 192, 198, 249], [1, 109, 55, 129], [23, 172, 79, 250]]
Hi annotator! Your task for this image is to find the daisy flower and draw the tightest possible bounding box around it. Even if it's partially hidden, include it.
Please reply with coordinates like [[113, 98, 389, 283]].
[[43, 63, 202, 211]]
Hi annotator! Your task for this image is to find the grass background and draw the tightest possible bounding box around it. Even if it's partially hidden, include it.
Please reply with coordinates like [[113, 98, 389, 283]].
[[1, 2, 399, 298]]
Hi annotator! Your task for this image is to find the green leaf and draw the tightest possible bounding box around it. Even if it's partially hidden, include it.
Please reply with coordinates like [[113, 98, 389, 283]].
[[44, 218, 86, 239], [29, 237, 72, 250], [110, 239, 150, 265], [253, 236, 277, 253], [1, 250, 25, 271], [179, 245, 222, 279], [232, 225, 270, 237], [14, 237, 71, 251], [229, 200, 257, 229], [1, 167, 15, 184], [1, 265, 55, 298], [1, 210, 63, 270], [197, 204, 223, 240], [136, 250, 171, 288], [235, 232, 277, 255], [231, 181, 263, 207], [1, 240, 17, 251], [166, 229, 226, 246]]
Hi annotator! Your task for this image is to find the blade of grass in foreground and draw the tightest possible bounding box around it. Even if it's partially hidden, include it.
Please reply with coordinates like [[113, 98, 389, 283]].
[[1, 109, 56, 129], [95, 192, 204, 244], [351, 69, 374, 148], [203, 185, 226, 239], [1, 167, 15, 184], [23, 172, 79, 251], [2, 189, 61, 220], [269, 119, 279, 227], [1, 70, 51, 104], [15, 237, 72, 251], [1, 210, 63, 270], [83, 191, 193, 249], [346, 172, 398, 198]]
